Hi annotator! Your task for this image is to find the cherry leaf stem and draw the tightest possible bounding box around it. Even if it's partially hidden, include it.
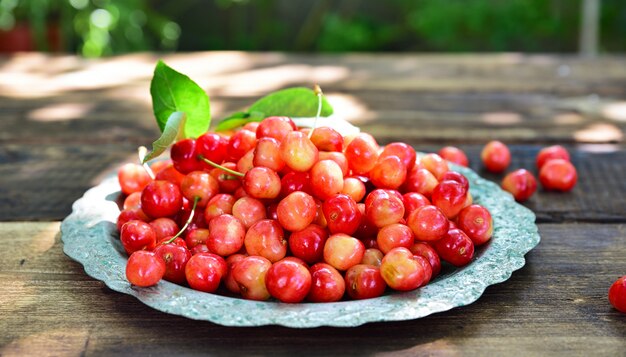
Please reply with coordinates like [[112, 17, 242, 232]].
[[137, 146, 155, 179], [198, 156, 244, 177], [166, 196, 200, 243], [308, 84, 323, 139]]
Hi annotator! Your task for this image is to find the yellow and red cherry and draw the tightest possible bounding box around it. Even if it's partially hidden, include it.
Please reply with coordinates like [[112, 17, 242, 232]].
[[307, 263, 345, 302], [481, 140, 511, 173]]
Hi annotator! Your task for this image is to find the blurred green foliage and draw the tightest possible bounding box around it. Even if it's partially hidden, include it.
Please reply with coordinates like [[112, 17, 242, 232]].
[[0, 0, 624, 56], [175, 0, 625, 53], [0, 0, 180, 56]]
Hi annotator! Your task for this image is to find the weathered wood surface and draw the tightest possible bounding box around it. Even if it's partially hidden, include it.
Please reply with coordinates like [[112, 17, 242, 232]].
[[1, 53, 625, 146], [1, 53, 626, 356], [0, 222, 624, 356]]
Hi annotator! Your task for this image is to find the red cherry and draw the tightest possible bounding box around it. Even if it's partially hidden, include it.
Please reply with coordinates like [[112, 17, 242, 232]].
[[434, 228, 475, 267], [365, 189, 405, 228], [608, 276, 626, 313], [323, 233, 365, 271], [407, 205, 449, 242], [539, 159, 577, 192], [481, 141, 511, 173], [288, 224, 328, 264], [149, 217, 179, 241], [185, 252, 227, 293], [410, 242, 441, 277], [118, 163, 152, 195], [266, 258, 312, 303], [456, 204, 493, 246], [369, 155, 407, 190], [536, 145, 570, 169], [120, 220, 157, 255], [277, 191, 316, 232], [203, 193, 236, 223], [501, 169, 537, 202], [438, 146, 469, 167], [232, 255, 272, 301], [431, 180, 469, 219], [310, 127, 343, 152], [279, 131, 319, 172], [379, 142, 417, 172], [242, 167, 281, 200], [380, 247, 427, 291], [280, 171, 312, 198], [403, 167, 439, 199], [153, 242, 192, 284], [323, 194, 362, 235], [171, 138, 204, 174], [377, 223, 414, 254], [197, 132, 228, 165], [117, 208, 149, 231], [344, 133, 379, 175], [256, 116, 295, 141], [310, 160, 344, 200], [244, 219, 287, 262], [421, 153, 449, 181], [141, 180, 183, 218], [126, 250, 165, 287], [402, 192, 430, 218], [155, 165, 186, 187], [207, 214, 245, 256], [223, 253, 247, 294], [307, 263, 345, 302], [227, 129, 257, 162], [345, 264, 386, 300], [253, 137, 285, 172]]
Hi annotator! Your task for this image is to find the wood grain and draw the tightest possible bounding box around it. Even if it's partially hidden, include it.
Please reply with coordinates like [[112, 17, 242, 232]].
[[0, 222, 624, 356]]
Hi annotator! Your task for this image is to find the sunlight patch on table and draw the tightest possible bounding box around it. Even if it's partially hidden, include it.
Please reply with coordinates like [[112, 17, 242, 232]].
[[213, 64, 350, 96], [573, 123, 623, 143], [554, 113, 585, 125], [0, 280, 37, 311], [325, 93, 369, 122], [482, 112, 523, 125], [27, 103, 95, 122], [602, 102, 626, 122]]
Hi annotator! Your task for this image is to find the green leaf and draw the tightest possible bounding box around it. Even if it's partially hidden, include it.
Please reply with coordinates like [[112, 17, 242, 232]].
[[248, 87, 333, 118], [150, 60, 210, 138], [142, 112, 186, 163], [215, 87, 333, 131]]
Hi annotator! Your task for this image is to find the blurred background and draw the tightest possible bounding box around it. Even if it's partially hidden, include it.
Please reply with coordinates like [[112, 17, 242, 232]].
[[0, 0, 624, 57]]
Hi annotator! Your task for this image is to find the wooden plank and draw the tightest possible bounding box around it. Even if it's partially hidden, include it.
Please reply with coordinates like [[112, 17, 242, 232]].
[[0, 53, 625, 146], [1, 143, 624, 222], [1, 91, 624, 145], [0, 222, 624, 355]]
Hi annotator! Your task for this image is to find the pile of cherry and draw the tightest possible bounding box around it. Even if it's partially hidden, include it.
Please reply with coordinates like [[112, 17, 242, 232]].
[[116, 116, 565, 303]]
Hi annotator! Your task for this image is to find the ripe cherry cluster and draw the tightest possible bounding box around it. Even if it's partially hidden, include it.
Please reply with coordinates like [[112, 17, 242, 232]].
[[439, 141, 577, 203], [116, 116, 493, 303]]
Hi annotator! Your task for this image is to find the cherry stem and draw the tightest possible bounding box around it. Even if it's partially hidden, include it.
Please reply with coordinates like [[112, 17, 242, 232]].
[[198, 155, 244, 177], [138, 146, 155, 180], [165, 196, 200, 244], [308, 84, 323, 139]]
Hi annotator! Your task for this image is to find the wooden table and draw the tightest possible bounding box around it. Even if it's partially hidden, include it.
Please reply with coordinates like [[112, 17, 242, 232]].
[[1, 52, 625, 356]]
